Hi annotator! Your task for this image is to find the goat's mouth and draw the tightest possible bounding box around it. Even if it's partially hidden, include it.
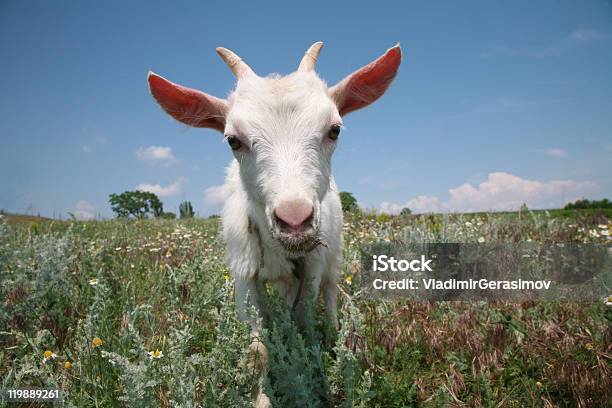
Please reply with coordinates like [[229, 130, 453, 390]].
[[270, 211, 321, 256], [276, 232, 320, 256]]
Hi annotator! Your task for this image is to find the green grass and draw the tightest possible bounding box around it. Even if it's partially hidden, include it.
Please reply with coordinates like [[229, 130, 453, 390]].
[[1, 211, 610, 407]]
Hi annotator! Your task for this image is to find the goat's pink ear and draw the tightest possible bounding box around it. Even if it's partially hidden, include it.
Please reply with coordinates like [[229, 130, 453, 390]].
[[329, 44, 401, 117], [148, 72, 227, 132]]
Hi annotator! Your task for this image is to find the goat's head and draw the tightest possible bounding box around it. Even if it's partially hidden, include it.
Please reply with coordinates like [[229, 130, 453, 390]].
[[148, 42, 401, 256]]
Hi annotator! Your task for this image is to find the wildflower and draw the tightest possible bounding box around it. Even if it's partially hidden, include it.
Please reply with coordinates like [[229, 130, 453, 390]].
[[43, 350, 57, 362], [465, 221, 473, 227], [92, 337, 104, 348], [147, 349, 163, 360], [478, 237, 485, 243], [64, 361, 72, 369], [223, 272, 230, 282], [585, 343, 593, 351], [535, 381, 543, 388], [605, 295, 612, 306], [115, 247, 122, 251], [598, 224, 608, 229], [345, 275, 353, 285], [88, 278, 98, 286], [130, 264, 135, 268]]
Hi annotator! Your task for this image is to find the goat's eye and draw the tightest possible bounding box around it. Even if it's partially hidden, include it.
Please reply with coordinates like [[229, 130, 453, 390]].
[[226, 135, 242, 151], [328, 124, 341, 141]]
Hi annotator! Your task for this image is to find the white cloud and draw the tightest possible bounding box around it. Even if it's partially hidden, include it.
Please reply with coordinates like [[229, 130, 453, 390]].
[[569, 29, 610, 41], [74, 201, 95, 220], [481, 29, 610, 59], [381, 195, 440, 215], [136, 177, 185, 197], [543, 148, 568, 157], [136, 145, 176, 164], [82, 136, 108, 154], [203, 185, 228, 206], [380, 172, 596, 214]]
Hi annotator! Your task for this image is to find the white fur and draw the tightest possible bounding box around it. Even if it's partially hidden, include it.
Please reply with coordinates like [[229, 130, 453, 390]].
[[221, 71, 343, 329]]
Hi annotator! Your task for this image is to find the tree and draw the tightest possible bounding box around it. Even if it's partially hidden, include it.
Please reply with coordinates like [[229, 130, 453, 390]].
[[339, 192, 359, 213], [564, 198, 612, 210], [400, 207, 412, 216], [109, 191, 164, 219], [179, 201, 195, 219]]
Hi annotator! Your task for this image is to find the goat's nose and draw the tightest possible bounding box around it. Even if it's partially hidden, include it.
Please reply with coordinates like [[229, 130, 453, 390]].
[[274, 199, 314, 231]]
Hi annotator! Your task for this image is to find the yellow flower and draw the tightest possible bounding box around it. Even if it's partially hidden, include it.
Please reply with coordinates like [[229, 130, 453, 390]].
[[535, 381, 543, 388], [585, 343, 593, 351], [92, 336, 104, 348], [223, 272, 230, 282], [345, 275, 353, 285], [64, 361, 72, 369], [43, 350, 57, 361], [147, 349, 163, 360]]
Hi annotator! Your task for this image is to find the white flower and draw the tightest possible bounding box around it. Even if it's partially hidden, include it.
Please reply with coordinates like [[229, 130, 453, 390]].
[[88, 278, 99, 286], [478, 237, 485, 243], [589, 229, 600, 238], [605, 295, 612, 307]]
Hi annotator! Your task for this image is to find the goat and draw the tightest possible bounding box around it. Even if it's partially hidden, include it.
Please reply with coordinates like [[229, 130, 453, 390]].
[[148, 42, 401, 406]]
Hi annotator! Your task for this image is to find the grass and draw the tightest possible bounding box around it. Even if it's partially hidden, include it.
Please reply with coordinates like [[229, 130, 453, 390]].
[[0, 210, 610, 407]]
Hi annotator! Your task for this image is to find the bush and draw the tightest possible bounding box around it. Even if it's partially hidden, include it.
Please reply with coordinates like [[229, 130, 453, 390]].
[[340, 192, 359, 213], [400, 207, 412, 216]]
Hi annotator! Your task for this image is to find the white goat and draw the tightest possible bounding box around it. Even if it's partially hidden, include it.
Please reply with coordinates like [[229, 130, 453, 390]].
[[148, 41, 401, 406]]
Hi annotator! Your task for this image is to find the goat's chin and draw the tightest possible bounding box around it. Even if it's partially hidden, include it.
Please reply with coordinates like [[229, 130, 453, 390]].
[[274, 232, 320, 258]]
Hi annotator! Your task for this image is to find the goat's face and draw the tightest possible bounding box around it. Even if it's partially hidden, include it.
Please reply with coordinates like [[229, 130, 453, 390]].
[[225, 73, 340, 253], [148, 42, 401, 255]]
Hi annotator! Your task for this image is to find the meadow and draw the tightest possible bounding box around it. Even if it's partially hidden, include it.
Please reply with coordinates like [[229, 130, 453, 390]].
[[1, 210, 610, 407]]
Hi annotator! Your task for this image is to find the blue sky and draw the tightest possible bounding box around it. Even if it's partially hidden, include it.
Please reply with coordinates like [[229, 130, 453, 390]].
[[1, 0, 611, 218]]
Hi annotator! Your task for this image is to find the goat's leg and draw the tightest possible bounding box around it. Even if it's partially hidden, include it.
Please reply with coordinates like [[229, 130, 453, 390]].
[[292, 257, 325, 325], [235, 277, 271, 408], [321, 276, 339, 329], [235, 277, 268, 371], [321, 253, 340, 329]]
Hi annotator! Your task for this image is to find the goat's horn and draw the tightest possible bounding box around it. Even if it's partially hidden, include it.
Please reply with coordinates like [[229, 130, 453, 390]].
[[215, 47, 255, 78], [298, 41, 323, 72]]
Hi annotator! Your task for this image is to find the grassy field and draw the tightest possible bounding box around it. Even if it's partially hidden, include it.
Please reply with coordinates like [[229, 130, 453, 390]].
[[1, 210, 610, 407]]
